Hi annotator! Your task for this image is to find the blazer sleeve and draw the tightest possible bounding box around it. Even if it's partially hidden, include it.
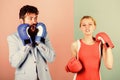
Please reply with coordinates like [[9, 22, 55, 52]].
[[7, 33, 32, 68], [36, 34, 56, 62]]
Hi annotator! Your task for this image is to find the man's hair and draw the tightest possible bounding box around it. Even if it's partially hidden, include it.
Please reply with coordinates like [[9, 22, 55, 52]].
[[19, 5, 39, 19]]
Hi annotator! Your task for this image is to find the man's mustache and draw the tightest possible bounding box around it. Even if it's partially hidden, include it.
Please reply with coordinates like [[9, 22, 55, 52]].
[[30, 24, 37, 27]]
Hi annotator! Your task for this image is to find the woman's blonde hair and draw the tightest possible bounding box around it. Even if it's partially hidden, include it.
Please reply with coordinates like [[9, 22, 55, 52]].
[[79, 16, 96, 27]]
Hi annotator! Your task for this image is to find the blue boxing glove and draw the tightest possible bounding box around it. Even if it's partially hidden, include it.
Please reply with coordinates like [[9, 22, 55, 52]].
[[17, 24, 32, 46], [35, 22, 47, 43]]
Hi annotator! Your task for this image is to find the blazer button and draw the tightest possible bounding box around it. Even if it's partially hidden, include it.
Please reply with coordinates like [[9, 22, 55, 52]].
[[45, 68, 47, 71]]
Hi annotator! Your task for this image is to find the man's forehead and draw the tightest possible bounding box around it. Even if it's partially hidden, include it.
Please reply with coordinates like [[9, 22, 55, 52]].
[[25, 13, 38, 17]]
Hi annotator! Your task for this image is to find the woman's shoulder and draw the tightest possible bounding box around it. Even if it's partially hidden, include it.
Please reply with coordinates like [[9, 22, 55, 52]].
[[72, 40, 78, 46], [71, 39, 81, 50]]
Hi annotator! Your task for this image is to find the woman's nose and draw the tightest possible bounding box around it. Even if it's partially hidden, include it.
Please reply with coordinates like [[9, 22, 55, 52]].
[[85, 25, 90, 28]]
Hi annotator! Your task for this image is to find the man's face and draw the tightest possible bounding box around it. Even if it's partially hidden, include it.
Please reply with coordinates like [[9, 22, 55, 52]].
[[23, 13, 38, 25], [23, 13, 38, 32]]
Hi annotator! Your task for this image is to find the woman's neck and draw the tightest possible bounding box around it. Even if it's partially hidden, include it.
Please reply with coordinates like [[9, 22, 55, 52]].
[[82, 36, 95, 45]]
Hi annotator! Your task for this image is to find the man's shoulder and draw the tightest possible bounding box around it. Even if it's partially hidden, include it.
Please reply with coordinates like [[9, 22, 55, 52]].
[[8, 32, 18, 36], [7, 32, 19, 40]]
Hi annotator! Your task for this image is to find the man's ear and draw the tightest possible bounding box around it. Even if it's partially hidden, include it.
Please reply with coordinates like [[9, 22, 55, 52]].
[[19, 19, 24, 24]]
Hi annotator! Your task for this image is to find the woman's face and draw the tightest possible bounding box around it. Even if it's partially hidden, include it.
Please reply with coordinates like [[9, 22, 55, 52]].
[[80, 18, 96, 36]]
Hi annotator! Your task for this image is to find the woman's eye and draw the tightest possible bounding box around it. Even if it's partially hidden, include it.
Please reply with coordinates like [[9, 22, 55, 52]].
[[82, 24, 86, 26], [89, 24, 92, 25]]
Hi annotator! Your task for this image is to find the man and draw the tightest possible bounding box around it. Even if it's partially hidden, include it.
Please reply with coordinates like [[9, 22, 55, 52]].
[[7, 5, 56, 80]]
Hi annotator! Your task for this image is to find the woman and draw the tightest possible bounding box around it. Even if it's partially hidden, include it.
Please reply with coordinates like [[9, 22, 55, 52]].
[[71, 16, 114, 80]]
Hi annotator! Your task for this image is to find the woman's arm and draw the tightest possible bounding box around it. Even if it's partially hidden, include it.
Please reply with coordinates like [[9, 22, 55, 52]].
[[71, 41, 78, 57], [102, 46, 113, 70]]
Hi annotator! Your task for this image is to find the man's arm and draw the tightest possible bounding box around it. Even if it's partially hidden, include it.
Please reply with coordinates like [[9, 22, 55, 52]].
[[7, 34, 31, 68], [36, 34, 56, 62]]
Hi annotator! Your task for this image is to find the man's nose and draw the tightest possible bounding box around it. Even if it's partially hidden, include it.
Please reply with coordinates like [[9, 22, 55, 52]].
[[32, 19, 37, 24], [32, 21, 37, 24]]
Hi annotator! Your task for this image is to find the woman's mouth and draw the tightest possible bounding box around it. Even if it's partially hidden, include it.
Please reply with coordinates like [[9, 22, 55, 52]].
[[86, 29, 90, 32]]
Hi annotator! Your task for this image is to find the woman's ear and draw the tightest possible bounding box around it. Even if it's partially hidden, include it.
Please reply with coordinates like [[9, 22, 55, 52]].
[[79, 26, 83, 31], [94, 25, 96, 30]]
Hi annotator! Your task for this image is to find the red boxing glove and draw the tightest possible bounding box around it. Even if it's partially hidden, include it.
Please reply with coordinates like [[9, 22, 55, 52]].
[[96, 32, 114, 48], [65, 57, 82, 73]]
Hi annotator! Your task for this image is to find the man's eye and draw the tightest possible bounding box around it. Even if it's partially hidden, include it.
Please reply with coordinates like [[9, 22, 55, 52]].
[[35, 17, 37, 20], [30, 18, 32, 20]]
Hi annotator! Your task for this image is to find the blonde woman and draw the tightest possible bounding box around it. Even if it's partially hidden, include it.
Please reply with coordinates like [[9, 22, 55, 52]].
[[71, 16, 114, 80]]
